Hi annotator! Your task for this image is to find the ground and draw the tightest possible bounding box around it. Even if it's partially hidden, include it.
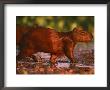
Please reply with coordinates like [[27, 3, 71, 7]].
[[16, 43, 94, 74]]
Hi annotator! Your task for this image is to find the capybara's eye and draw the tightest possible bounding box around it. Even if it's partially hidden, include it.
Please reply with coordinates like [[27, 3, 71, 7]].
[[81, 32, 85, 34]]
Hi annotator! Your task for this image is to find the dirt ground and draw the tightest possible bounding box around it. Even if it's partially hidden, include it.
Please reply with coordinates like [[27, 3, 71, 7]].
[[16, 45, 94, 74], [16, 60, 94, 74]]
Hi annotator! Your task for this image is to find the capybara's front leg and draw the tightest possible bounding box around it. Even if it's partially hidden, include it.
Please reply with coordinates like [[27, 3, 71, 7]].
[[63, 38, 76, 67], [64, 45, 75, 65], [65, 48, 76, 68]]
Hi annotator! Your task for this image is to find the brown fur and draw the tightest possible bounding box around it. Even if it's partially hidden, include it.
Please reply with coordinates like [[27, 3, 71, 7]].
[[17, 25, 93, 66], [16, 25, 32, 45]]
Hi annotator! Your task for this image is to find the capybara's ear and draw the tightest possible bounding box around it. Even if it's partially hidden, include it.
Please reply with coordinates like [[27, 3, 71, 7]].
[[73, 27, 84, 33], [72, 27, 77, 32], [72, 27, 79, 32]]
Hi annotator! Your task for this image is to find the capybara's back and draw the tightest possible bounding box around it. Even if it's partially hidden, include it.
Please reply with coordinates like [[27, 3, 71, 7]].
[[19, 27, 63, 58]]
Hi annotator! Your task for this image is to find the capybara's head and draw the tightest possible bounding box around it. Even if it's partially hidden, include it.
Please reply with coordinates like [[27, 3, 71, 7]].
[[72, 27, 93, 42]]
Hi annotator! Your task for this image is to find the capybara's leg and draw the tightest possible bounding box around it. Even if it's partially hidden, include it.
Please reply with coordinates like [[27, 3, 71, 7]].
[[16, 48, 35, 61], [30, 55, 39, 62], [63, 38, 75, 63], [64, 45, 74, 63], [50, 54, 58, 67], [63, 39, 76, 67], [64, 47, 76, 68]]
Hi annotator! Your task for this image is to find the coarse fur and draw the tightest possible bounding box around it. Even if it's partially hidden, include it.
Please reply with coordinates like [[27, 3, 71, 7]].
[[16, 25, 93, 67]]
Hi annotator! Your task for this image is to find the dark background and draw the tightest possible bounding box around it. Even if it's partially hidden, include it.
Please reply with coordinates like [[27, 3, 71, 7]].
[[0, 0, 109, 4]]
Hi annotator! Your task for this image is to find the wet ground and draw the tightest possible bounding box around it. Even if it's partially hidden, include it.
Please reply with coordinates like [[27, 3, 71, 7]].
[[16, 61, 94, 74], [16, 43, 94, 74]]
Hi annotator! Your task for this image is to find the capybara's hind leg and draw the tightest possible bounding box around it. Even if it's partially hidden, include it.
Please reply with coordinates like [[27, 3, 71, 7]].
[[50, 54, 58, 68], [16, 48, 35, 61]]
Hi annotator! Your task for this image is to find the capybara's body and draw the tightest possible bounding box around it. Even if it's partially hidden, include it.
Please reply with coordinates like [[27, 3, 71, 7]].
[[16, 25, 32, 45], [19, 27, 64, 56], [17, 25, 93, 66]]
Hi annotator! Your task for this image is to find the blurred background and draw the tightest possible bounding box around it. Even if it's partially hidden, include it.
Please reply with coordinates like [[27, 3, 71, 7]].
[[16, 16, 94, 34]]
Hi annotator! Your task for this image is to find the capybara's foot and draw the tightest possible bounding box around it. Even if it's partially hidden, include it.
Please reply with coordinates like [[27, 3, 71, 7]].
[[31, 55, 38, 62], [70, 63, 76, 68], [50, 63, 57, 70]]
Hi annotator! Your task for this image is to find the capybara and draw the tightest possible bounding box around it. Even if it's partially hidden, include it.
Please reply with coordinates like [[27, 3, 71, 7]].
[[16, 26, 93, 67]]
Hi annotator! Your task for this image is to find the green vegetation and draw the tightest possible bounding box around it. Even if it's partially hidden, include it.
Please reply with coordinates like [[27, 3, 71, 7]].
[[16, 16, 94, 33]]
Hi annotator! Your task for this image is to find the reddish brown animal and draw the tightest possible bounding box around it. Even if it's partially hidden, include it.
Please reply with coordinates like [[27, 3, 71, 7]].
[[17, 26, 93, 67], [16, 25, 32, 45]]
